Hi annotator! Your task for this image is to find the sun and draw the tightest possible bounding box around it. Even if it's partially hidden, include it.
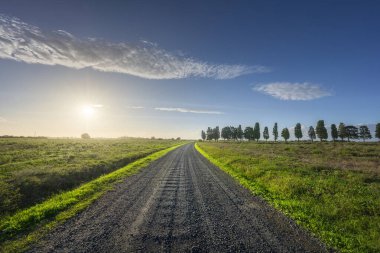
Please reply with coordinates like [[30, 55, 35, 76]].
[[82, 105, 95, 118]]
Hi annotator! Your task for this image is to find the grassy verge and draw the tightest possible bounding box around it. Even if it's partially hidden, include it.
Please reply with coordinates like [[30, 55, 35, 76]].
[[0, 143, 185, 253], [195, 142, 380, 253]]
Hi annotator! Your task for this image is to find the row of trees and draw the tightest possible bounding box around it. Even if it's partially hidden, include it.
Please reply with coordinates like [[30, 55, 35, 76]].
[[201, 122, 380, 142]]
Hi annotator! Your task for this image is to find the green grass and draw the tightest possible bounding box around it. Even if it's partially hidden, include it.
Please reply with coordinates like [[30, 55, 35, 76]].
[[0, 143, 185, 253], [196, 141, 380, 253], [0, 137, 184, 217]]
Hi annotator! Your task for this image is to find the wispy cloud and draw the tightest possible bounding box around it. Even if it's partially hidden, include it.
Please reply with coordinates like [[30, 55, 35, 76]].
[[154, 107, 223, 114], [127, 106, 144, 109], [0, 117, 8, 123], [0, 14, 269, 79], [253, 82, 331, 100], [92, 104, 103, 108]]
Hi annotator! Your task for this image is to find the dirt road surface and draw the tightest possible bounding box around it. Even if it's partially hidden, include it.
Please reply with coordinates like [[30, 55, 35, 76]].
[[29, 143, 328, 252]]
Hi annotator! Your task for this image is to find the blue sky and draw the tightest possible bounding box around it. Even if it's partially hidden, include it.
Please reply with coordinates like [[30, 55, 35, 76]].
[[0, 0, 379, 139]]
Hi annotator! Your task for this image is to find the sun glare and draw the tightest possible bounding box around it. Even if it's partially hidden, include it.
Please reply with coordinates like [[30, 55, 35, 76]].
[[82, 105, 95, 118]]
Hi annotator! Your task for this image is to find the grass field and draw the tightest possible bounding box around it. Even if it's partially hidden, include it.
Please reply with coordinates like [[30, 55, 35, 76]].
[[0, 137, 184, 218], [196, 141, 380, 253]]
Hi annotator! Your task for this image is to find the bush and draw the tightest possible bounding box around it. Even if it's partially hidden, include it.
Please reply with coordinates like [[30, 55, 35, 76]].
[[81, 133, 91, 139]]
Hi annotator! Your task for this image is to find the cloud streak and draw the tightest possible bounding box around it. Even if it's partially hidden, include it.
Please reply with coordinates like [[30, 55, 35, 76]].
[[0, 14, 269, 79], [253, 82, 331, 100], [127, 106, 144, 109], [155, 107, 223, 114], [0, 117, 7, 123]]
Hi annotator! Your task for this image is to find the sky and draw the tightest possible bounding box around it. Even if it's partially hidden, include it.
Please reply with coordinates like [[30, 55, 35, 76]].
[[0, 0, 379, 139]]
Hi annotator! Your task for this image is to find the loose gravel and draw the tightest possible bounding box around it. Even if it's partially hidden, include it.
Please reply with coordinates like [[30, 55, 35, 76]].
[[29, 143, 328, 252]]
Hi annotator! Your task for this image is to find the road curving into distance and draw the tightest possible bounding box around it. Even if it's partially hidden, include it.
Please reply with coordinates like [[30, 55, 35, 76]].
[[29, 143, 328, 252]]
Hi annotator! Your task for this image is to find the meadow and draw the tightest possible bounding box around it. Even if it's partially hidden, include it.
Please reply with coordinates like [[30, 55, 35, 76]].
[[0, 137, 184, 218], [196, 141, 380, 253]]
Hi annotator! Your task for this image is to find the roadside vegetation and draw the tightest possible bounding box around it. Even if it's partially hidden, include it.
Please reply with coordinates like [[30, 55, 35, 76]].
[[0, 141, 185, 252], [0, 137, 184, 219], [196, 141, 380, 252]]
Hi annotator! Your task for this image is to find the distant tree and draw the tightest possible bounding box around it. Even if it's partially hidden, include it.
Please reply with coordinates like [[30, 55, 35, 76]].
[[176, 137, 181, 140], [244, 127, 254, 141], [358, 125, 372, 142], [213, 126, 220, 141], [263, 126, 269, 141], [253, 122, 260, 141], [308, 126, 316, 142], [81, 133, 90, 139], [231, 126, 237, 140], [338, 123, 346, 141], [221, 127, 232, 140], [294, 123, 303, 142], [230, 127, 234, 140], [273, 123, 278, 142], [237, 125, 243, 141], [206, 127, 213, 141], [281, 128, 290, 142], [331, 124, 338, 142], [201, 130, 206, 141], [376, 123, 380, 141], [345, 125, 359, 141], [316, 120, 328, 141]]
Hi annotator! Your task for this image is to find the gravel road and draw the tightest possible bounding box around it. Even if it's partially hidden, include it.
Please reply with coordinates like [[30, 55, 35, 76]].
[[29, 143, 328, 252]]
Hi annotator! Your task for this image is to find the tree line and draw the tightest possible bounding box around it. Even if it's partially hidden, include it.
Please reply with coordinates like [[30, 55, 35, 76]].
[[201, 122, 380, 142]]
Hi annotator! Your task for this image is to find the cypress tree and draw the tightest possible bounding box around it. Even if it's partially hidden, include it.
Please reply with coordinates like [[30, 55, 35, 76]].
[[316, 120, 328, 141], [231, 126, 237, 140], [376, 123, 380, 141], [273, 123, 278, 142], [253, 122, 260, 142], [221, 127, 227, 140], [237, 125, 243, 141], [331, 124, 338, 142], [294, 123, 303, 141], [244, 127, 254, 141], [213, 126, 220, 141], [308, 126, 316, 142], [201, 130, 206, 141], [338, 123, 346, 141], [263, 126, 269, 141], [206, 127, 213, 141]]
